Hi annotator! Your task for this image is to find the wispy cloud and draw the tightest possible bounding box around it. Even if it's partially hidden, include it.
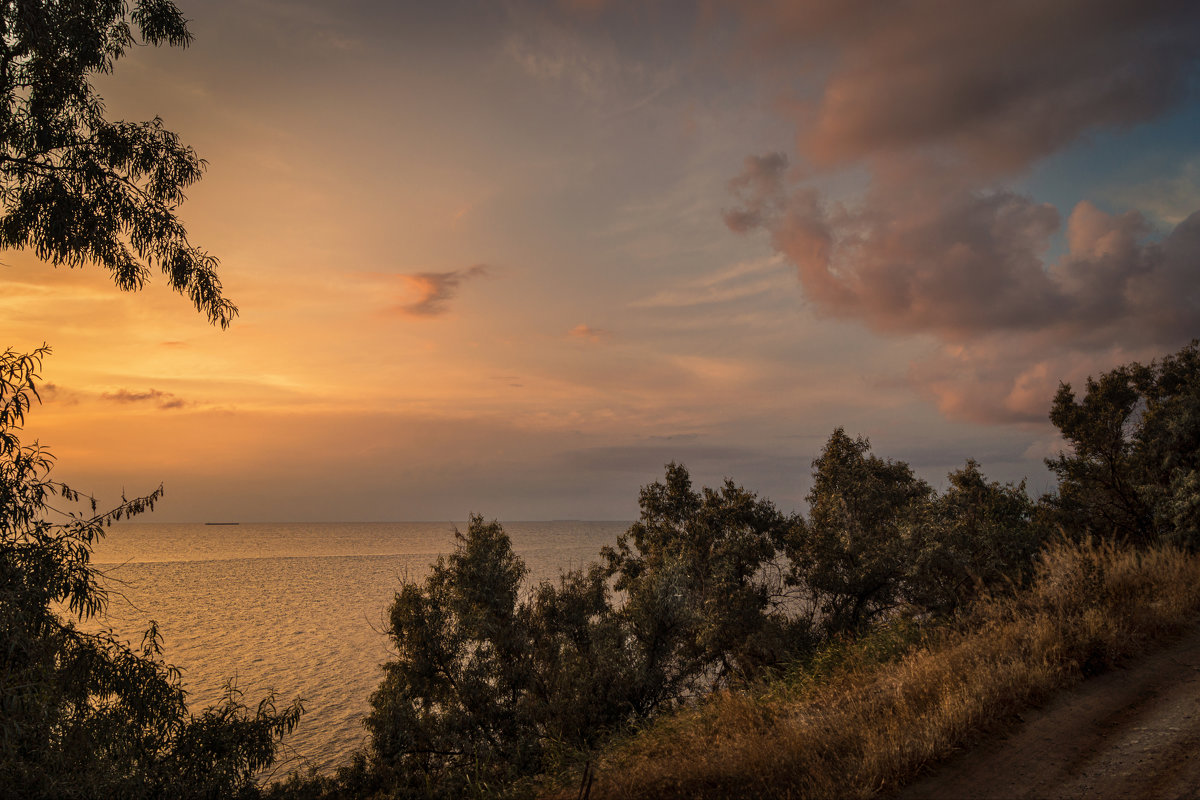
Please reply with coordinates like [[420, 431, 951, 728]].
[[388, 264, 489, 317], [502, 12, 677, 115], [101, 388, 187, 410], [632, 254, 792, 308], [39, 383, 81, 406], [1115, 158, 1200, 227], [568, 323, 611, 342]]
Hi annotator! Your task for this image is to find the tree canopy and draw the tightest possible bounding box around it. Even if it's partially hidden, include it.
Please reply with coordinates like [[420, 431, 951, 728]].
[[0, 0, 235, 326], [1048, 340, 1200, 547]]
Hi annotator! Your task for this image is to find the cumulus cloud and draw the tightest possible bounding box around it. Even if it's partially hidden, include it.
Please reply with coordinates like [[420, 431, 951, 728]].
[[389, 264, 489, 317], [719, 0, 1200, 423], [102, 389, 187, 410], [728, 160, 1200, 345]]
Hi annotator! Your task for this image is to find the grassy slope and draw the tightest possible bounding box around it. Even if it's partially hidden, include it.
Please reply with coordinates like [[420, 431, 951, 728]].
[[544, 539, 1200, 800]]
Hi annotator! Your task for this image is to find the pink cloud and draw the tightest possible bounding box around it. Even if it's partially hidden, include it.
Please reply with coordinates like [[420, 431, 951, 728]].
[[728, 159, 1200, 346], [716, 2, 1200, 424]]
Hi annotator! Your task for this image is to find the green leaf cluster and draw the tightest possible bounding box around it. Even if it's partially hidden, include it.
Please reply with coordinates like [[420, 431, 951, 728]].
[[0, 0, 235, 326]]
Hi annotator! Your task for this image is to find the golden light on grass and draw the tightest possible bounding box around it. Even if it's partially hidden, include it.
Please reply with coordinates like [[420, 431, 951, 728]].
[[550, 539, 1200, 800]]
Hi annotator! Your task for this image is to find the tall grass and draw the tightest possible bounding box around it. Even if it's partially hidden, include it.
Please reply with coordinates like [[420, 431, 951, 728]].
[[548, 539, 1200, 800]]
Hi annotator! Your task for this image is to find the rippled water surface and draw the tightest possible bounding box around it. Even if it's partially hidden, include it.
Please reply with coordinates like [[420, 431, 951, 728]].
[[88, 521, 627, 776]]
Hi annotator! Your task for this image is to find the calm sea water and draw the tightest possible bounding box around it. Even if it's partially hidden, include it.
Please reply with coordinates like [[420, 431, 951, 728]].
[[86, 521, 628, 778]]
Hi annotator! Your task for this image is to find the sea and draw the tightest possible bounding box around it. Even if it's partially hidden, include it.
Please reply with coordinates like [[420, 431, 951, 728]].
[[86, 521, 629, 779]]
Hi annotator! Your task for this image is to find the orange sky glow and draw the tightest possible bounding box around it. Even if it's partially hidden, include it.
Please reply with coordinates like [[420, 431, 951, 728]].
[[6, 0, 1199, 520]]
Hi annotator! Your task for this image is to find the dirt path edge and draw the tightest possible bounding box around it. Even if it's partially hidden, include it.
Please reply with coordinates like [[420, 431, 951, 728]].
[[895, 624, 1200, 800]]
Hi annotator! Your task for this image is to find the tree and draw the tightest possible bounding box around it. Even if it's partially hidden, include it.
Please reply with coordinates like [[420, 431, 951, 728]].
[[602, 463, 805, 694], [0, 347, 301, 798], [903, 460, 1039, 615], [366, 517, 638, 797], [1047, 340, 1200, 547], [365, 475, 806, 797], [0, 0, 235, 326], [791, 429, 931, 635]]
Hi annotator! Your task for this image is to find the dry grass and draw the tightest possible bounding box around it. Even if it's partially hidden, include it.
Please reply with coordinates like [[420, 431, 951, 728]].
[[545, 539, 1200, 800]]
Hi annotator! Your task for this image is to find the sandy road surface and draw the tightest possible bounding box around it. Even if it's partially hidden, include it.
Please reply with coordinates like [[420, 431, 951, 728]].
[[897, 627, 1200, 800]]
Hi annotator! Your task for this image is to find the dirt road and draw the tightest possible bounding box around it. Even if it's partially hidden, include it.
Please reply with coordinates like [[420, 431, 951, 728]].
[[897, 626, 1200, 800]]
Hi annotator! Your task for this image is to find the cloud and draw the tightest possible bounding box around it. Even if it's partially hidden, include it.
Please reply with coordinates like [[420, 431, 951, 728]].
[[632, 254, 793, 308], [101, 389, 187, 410], [556, 443, 807, 480], [722, 154, 790, 233], [501, 9, 678, 116], [717, 2, 1200, 423], [568, 323, 611, 342], [729, 164, 1200, 344], [388, 264, 489, 317], [733, 0, 1200, 173], [1115, 158, 1200, 227], [39, 383, 80, 406], [727, 159, 1200, 421]]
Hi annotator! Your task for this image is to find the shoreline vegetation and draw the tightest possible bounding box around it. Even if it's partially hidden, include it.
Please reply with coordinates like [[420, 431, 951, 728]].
[[6, 341, 1200, 799], [259, 340, 1200, 800], [540, 538, 1200, 799], [4, 4, 1198, 799]]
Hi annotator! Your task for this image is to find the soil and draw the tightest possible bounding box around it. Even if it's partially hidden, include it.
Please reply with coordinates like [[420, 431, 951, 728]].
[[896, 626, 1200, 800]]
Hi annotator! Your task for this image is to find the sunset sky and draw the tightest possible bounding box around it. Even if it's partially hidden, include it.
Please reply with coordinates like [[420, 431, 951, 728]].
[[7, 0, 1200, 521]]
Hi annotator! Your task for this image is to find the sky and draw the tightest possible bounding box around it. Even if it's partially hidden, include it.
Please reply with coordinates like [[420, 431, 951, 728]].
[[5, 0, 1200, 521]]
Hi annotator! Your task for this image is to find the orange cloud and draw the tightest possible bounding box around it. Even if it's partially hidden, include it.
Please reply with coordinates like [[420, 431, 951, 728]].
[[388, 264, 489, 317], [568, 323, 610, 342]]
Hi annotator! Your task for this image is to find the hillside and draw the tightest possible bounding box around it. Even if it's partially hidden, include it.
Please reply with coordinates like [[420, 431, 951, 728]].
[[897, 622, 1200, 799]]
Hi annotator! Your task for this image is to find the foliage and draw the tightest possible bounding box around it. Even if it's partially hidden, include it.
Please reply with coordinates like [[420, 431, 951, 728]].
[[365, 473, 804, 798], [788, 432, 1042, 634], [554, 537, 1200, 800], [788, 429, 932, 635], [358, 451, 1049, 798], [0, 0, 235, 326], [1047, 340, 1200, 547], [366, 516, 534, 795], [0, 346, 300, 799], [365, 516, 637, 798], [903, 460, 1041, 615], [602, 463, 805, 696]]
